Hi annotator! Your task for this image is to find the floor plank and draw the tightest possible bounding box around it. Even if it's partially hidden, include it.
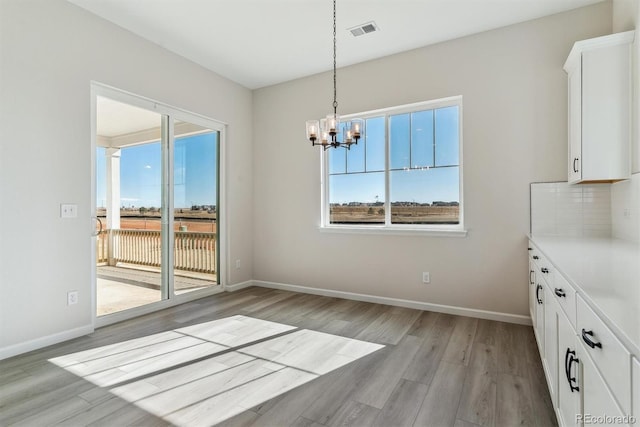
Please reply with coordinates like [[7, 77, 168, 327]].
[[402, 313, 456, 385], [355, 307, 421, 345], [327, 400, 380, 427], [456, 368, 497, 427], [406, 310, 440, 339], [350, 335, 421, 409], [527, 356, 558, 427], [413, 361, 467, 427], [441, 316, 479, 366], [496, 322, 529, 378], [495, 373, 536, 427], [372, 379, 428, 427]]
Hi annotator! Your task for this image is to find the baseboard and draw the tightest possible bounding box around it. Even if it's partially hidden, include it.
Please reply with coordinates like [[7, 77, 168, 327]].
[[0, 324, 94, 361], [224, 280, 254, 292], [250, 280, 532, 326]]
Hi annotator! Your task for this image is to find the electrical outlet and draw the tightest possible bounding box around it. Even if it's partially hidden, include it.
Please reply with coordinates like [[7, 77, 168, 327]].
[[422, 272, 430, 284], [235, 259, 241, 269], [67, 291, 78, 305], [60, 204, 78, 218], [624, 208, 632, 218]]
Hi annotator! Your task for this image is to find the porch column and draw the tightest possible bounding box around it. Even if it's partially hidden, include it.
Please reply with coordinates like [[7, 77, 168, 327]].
[[106, 148, 121, 266]]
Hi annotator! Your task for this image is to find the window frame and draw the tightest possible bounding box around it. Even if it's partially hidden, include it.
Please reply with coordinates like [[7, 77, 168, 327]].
[[320, 96, 466, 236]]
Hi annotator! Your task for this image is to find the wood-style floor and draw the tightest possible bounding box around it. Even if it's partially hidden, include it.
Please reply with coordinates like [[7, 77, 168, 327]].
[[0, 287, 557, 427]]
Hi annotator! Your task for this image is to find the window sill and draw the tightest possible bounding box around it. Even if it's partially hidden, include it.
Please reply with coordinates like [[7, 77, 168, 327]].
[[318, 225, 468, 237]]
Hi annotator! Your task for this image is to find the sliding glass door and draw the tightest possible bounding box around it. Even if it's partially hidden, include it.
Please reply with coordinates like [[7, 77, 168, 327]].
[[93, 85, 223, 322], [171, 120, 219, 295]]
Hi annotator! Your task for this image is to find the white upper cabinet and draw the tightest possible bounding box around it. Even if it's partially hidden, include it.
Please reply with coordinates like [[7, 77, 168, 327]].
[[564, 31, 634, 184]]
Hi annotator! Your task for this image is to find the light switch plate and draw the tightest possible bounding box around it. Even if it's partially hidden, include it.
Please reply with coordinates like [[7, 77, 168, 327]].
[[60, 204, 78, 218]]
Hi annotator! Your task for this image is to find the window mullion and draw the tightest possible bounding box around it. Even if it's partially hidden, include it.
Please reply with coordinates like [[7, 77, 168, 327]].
[[409, 112, 413, 169], [384, 113, 391, 226], [432, 109, 436, 168]]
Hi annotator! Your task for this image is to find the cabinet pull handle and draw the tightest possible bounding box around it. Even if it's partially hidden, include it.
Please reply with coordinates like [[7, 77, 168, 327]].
[[564, 348, 580, 392], [554, 288, 566, 298], [536, 285, 543, 304], [573, 158, 579, 173], [530, 270, 535, 285], [528, 248, 533, 251], [533, 256, 539, 260], [541, 268, 549, 274], [581, 329, 602, 349]]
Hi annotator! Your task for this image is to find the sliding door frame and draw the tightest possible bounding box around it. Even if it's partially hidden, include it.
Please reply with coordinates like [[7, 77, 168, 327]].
[[90, 82, 228, 328]]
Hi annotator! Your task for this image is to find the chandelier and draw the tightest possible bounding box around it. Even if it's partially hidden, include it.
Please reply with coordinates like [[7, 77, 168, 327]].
[[305, 0, 362, 150]]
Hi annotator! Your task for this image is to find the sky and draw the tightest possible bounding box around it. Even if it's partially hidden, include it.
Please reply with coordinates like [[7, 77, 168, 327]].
[[329, 106, 460, 205], [97, 132, 218, 209]]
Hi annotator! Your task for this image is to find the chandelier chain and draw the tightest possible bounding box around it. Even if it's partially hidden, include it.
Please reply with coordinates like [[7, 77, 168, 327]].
[[333, 0, 337, 114], [305, 0, 361, 150]]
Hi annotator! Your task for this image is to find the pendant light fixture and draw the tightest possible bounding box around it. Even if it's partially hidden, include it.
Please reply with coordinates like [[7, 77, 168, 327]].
[[305, 0, 362, 150]]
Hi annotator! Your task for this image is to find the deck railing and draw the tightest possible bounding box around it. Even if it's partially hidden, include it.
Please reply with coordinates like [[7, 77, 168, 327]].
[[174, 231, 217, 273], [97, 232, 108, 264], [97, 229, 216, 274]]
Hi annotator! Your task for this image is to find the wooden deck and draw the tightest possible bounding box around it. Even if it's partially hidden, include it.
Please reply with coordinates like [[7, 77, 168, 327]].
[[97, 265, 217, 316], [0, 287, 555, 426]]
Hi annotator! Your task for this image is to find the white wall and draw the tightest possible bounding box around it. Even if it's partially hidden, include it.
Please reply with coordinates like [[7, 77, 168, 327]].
[[611, 0, 640, 243], [613, 0, 639, 172], [0, 0, 253, 357], [252, 2, 612, 317]]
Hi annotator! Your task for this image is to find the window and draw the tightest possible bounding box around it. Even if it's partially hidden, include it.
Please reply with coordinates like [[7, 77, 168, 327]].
[[323, 96, 463, 233]]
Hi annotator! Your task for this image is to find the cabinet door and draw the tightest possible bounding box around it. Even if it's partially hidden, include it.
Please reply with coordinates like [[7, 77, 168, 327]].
[[557, 311, 580, 427], [529, 258, 537, 321], [567, 65, 582, 183], [581, 45, 631, 182], [534, 281, 545, 351], [580, 348, 626, 426], [544, 285, 558, 406]]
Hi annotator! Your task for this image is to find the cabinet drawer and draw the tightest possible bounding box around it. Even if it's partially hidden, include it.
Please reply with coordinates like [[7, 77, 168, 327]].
[[577, 295, 631, 413], [528, 245, 542, 267], [534, 253, 554, 287], [529, 244, 555, 286], [552, 273, 576, 328]]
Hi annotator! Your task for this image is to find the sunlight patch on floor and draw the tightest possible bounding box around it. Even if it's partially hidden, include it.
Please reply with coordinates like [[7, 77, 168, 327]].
[[49, 315, 384, 426]]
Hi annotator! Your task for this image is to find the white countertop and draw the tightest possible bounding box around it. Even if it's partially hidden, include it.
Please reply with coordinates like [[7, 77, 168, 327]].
[[529, 235, 640, 358]]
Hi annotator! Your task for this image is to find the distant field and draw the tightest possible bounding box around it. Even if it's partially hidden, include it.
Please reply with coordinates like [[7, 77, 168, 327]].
[[97, 209, 216, 233], [330, 205, 459, 224], [118, 218, 216, 232]]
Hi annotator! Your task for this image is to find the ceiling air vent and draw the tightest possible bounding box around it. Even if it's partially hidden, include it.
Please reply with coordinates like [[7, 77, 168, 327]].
[[348, 21, 378, 37]]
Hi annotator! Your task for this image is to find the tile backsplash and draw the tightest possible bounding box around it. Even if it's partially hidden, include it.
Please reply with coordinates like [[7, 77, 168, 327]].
[[611, 173, 640, 243], [530, 182, 611, 238]]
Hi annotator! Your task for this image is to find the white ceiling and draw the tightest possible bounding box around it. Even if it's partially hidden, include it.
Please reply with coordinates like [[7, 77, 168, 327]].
[[70, 0, 604, 89]]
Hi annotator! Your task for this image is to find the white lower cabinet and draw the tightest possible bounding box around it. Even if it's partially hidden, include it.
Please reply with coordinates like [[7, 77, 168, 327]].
[[534, 282, 544, 350], [544, 285, 559, 405], [528, 240, 636, 427], [533, 271, 545, 351], [557, 309, 580, 427], [529, 254, 537, 323]]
